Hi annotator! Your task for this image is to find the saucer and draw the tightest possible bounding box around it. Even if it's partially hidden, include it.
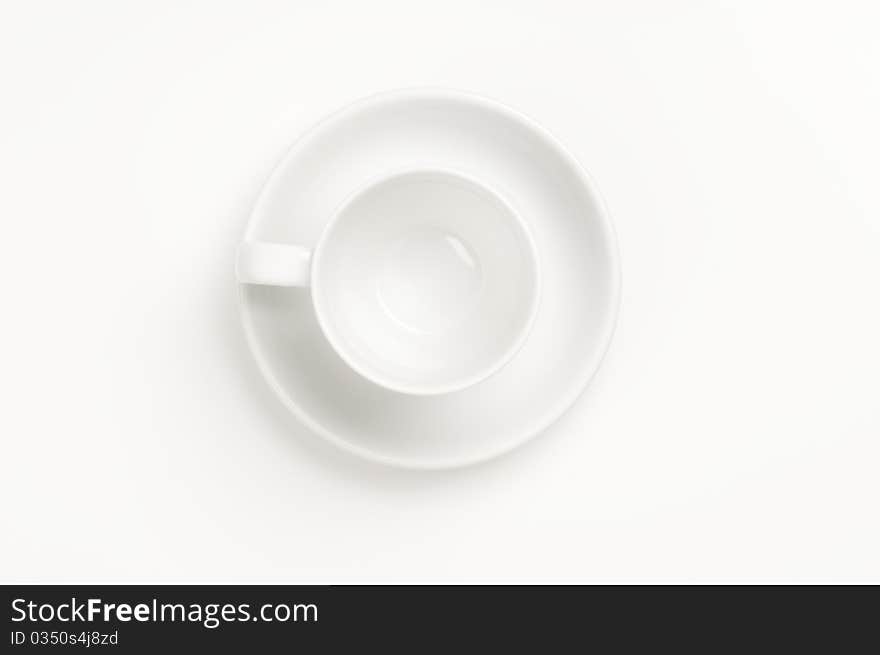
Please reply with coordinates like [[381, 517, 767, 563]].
[[239, 89, 620, 469]]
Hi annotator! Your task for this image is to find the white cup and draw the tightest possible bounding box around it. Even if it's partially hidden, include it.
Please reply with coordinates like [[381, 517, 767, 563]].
[[237, 169, 540, 395]]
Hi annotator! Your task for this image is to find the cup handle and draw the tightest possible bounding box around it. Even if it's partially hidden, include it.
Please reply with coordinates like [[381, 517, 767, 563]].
[[236, 242, 312, 287]]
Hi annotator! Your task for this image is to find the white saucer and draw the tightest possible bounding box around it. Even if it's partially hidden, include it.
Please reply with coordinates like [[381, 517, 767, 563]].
[[239, 89, 620, 469]]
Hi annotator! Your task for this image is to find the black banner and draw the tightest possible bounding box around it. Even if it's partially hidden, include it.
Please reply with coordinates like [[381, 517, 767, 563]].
[[1, 585, 875, 651]]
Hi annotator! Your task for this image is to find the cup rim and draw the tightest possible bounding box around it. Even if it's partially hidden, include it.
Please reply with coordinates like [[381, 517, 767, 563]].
[[309, 166, 542, 396]]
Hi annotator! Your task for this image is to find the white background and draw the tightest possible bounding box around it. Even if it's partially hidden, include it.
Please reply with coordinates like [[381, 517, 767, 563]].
[[1, 1, 878, 582]]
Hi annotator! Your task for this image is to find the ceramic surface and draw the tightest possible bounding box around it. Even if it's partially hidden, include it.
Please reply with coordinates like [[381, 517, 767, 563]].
[[239, 89, 620, 468], [238, 168, 540, 395]]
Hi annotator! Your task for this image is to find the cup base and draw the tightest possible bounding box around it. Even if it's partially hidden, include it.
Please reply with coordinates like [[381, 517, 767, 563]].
[[376, 226, 482, 335]]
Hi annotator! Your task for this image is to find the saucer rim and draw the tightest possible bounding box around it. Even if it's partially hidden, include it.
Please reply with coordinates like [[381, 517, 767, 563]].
[[238, 87, 621, 470]]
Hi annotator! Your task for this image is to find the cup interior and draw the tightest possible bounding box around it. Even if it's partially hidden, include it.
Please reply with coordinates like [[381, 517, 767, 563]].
[[312, 169, 539, 395]]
